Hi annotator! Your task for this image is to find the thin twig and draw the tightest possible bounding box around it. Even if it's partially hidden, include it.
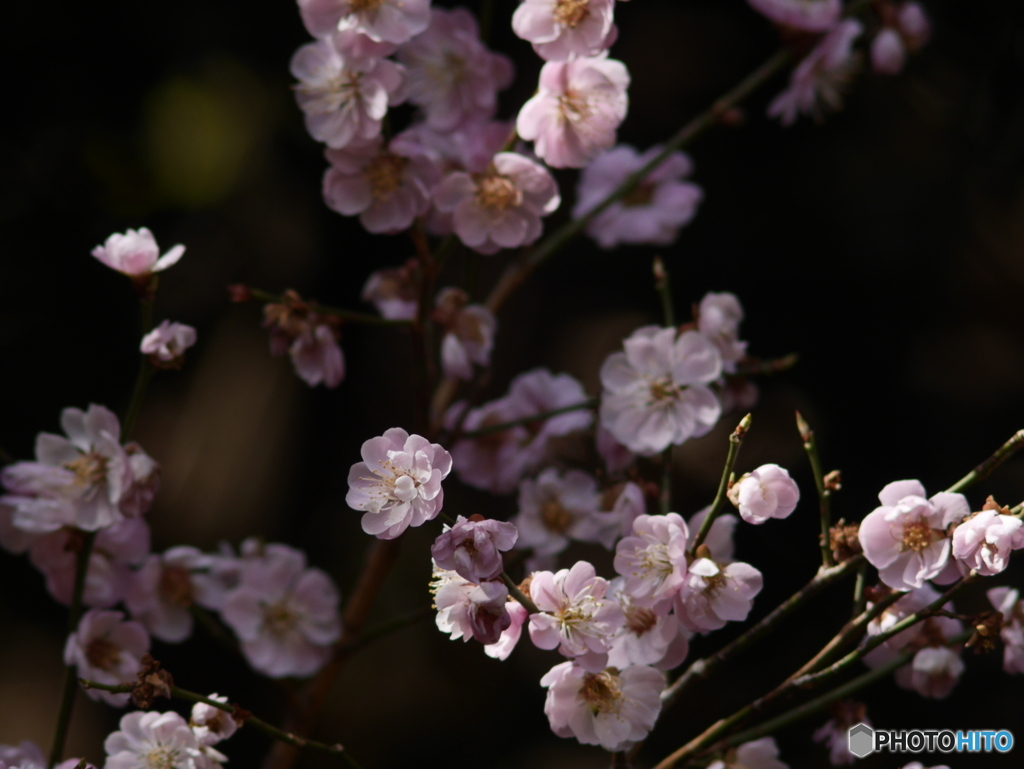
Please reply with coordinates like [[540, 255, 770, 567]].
[[945, 430, 1024, 494], [796, 411, 834, 567], [730, 354, 799, 377], [457, 399, 599, 439], [248, 289, 412, 328], [653, 256, 675, 327], [689, 414, 752, 557]]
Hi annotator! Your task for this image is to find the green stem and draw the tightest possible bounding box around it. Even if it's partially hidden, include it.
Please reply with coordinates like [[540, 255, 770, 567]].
[[48, 531, 98, 768], [795, 411, 834, 567], [500, 571, 540, 615], [851, 563, 867, 618], [653, 256, 675, 327], [78, 680, 363, 768], [248, 289, 412, 327], [945, 429, 1024, 494], [458, 399, 599, 438], [689, 414, 752, 557], [730, 354, 799, 378]]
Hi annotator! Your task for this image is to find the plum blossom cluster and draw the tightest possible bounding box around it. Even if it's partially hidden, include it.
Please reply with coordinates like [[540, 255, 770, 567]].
[[104, 707, 235, 769]]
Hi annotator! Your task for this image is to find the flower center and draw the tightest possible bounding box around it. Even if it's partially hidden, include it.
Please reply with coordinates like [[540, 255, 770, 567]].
[[558, 90, 592, 123], [554, 0, 590, 27], [541, 500, 573, 533], [144, 747, 179, 769], [348, 0, 384, 12], [476, 174, 522, 212], [639, 544, 674, 581], [622, 182, 655, 208], [64, 452, 108, 486], [364, 152, 408, 201], [159, 565, 195, 608], [624, 605, 658, 635], [649, 378, 680, 404], [263, 602, 299, 636], [581, 669, 623, 714], [85, 637, 122, 670], [901, 518, 938, 552]]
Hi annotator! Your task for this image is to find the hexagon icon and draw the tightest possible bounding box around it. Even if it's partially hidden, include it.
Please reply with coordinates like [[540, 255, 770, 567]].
[[848, 723, 874, 758]]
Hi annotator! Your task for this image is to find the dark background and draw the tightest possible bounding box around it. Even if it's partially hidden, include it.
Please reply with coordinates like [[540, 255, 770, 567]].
[[3, 0, 1024, 766]]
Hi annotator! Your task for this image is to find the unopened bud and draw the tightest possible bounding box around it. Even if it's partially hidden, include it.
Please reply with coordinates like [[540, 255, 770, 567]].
[[823, 470, 842, 492]]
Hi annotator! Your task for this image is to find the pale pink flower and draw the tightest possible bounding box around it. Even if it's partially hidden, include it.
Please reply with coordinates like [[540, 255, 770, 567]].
[[812, 702, 868, 766], [613, 513, 689, 608], [263, 291, 344, 388], [727, 464, 800, 525], [517, 57, 630, 168], [29, 518, 150, 608], [863, 584, 961, 663], [484, 599, 530, 660], [120, 442, 161, 518], [361, 260, 418, 320], [871, 3, 930, 75], [688, 506, 738, 563], [125, 547, 229, 643], [291, 38, 406, 149], [898, 645, 963, 699], [0, 502, 35, 554], [346, 428, 452, 539], [697, 292, 747, 374], [432, 287, 497, 380], [141, 321, 197, 366], [602, 480, 646, 537], [91, 228, 184, 278], [323, 136, 439, 234], [675, 557, 763, 633], [513, 468, 618, 557], [104, 711, 204, 769], [431, 566, 511, 645], [746, 0, 841, 32], [1, 404, 131, 533], [871, 28, 905, 75], [767, 20, 863, 126], [951, 509, 1024, 576], [541, 661, 664, 751], [596, 426, 636, 474], [707, 737, 788, 769], [607, 578, 688, 669], [434, 152, 560, 254], [447, 368, 592, 493], [64, 609, 150, 707], [512, 0, 618, 62], [431, 515, 518, 582], [398, 7, 513, 130], [296, 0, 431, 44], [529, 561, 625, 665], [0, 742, 47, 769], [599, 326, 722, 455], [330, 18, 398, 66], [573, 145, 702, 248], [190, 695, 238, 746], [988, 586, 1024, 675], [857, 480, 969, 591], [220, 544, 341, 678]]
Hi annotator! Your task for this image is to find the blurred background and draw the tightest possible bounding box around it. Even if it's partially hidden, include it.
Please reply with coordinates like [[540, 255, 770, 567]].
[[4, 0, 1024, 766]]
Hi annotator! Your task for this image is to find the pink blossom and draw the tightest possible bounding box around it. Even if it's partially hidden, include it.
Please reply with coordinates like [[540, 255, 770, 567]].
[[987, 586, 1024, 675], [707, 737, 788, 769], [431, 566, 511, 645], [190, 694, 238, 746], [951, 508, 1024, 576], [529, 561, 625, 665], [125, 547, 229, 643], [361, 260, 419, 320], [899, 764, 950, 769], [541, 661, 663, 751], [746, 0, 841, 32], [675, 557, 763, 633], [484, 599, 530, 660], [431, 515, 518, 582], [599, 326, 722, 455], [513, 468, 618, 557], [220, 544, 341, 678], [0, 502, 34, 554], [614, 513, 689, 608], [29, 518, 149, 608], [871, 29, 905, 75], [141, 321, 197, 366], [517, 57, 630, 168], [291, 37, 406, 149], [119, 442, 161, 519], [398, 8, 513, 130], [573, 145, 703, 248], [512, 0, 618, 62], [688, 506, 738, 563], [323, 136, 439, 234], [897, 646, 963, 699], [607, 578, 688, 669], [432, 287, 497, 380], [331, 20, 398, 66], [263, 291, 344, 388], [697, 292, 747, 374], [104, 711, 204, 769], [447, 368, 592, 493], [296, 0, 431, 44], [1, 404, 131, 533], [767, 20, 863, 126], [871, 3, 931, 75], [863, 584, 961, 663], [91, 228, 184, 278], [602, 480, 646, 537], [857, 480, 969, 591], [812, 702, 868, 766], [0, 742, 47, 769], [727, 464, 800, 525], [64, 609, 150, 707], [434, 152, 560, 254], [597, 426, 636, 474], [346, 427, 452, 539]]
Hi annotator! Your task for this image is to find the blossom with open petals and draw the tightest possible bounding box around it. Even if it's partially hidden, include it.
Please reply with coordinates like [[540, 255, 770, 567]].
[[432, 287, 497, 380], [697, 292, 747, 374], [613, 513, 689, 608], [988, 586, 1024, 675], [951, 506, 1024, 576], [263, 290, 344, 388], [675, 557, 762, 633], [297, 0, 431, 44], [707, 737, 789, 769], [607, 578, 688, 669], [141, 321, 197, 367], [727, 464, 800, 525], [64, 609, 150, 707], [91, 228, 184, 278], [361, 260, 419, 320], [512, 0, 618, 62], [104, 711, 204, 769], [514, 468, 617, 557], [431, 565, 511, 645], [431, 515, 518, 583], [190, 695, 238, 746]]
